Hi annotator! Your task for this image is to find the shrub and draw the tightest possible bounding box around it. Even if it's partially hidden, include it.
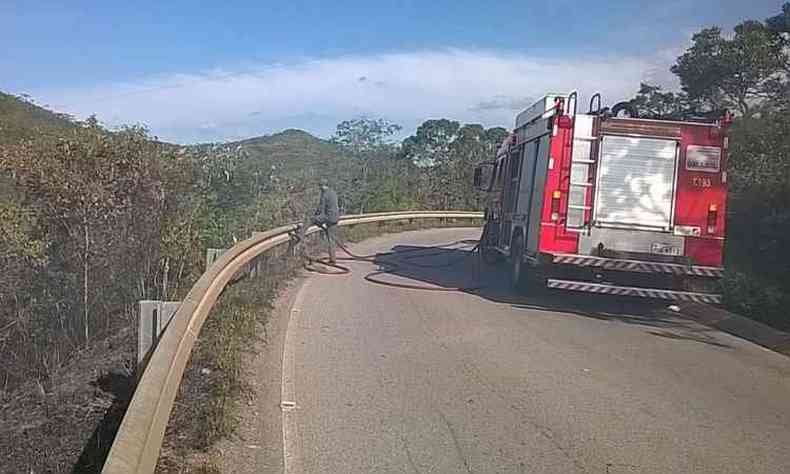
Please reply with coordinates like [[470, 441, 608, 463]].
[[721, 270, 789, 331]]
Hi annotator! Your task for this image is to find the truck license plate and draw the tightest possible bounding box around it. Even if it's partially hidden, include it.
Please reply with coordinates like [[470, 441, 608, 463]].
[[651, 243, 681, 256]]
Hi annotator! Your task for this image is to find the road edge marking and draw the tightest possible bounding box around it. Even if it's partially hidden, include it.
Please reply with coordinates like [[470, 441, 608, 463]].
[[281, 276, 311, 474]]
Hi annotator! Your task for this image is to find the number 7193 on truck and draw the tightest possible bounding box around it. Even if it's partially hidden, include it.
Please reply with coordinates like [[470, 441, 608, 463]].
[[474, 92, 732, 304]]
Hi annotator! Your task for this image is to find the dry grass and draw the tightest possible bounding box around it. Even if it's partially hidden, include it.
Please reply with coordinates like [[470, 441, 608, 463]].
[[156, 248, 298, 472], [0, 324, 136, 473]]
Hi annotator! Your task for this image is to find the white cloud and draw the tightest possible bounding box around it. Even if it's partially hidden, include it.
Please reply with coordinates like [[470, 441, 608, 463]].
[[37, 49, 677, 144]]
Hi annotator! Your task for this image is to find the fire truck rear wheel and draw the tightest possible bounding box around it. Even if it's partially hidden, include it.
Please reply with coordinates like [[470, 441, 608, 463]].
[[510, 236, 529, 291], [479, 221, 501, 265], [481, 246, 500, 265]]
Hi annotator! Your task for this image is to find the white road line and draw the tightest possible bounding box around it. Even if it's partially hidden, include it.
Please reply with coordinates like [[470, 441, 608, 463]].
[[281, 277, 311, 474]]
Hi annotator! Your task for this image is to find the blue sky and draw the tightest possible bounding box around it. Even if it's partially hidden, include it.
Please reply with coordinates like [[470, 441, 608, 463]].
[[1, 1, 785, 143]]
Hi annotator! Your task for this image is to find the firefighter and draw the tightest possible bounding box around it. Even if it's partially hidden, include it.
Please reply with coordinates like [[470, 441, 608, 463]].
[[311, 180, 340, 263]]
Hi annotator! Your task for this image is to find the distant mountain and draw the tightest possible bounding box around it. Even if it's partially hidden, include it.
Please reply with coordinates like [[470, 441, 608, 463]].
[[235, 128, 318, 145], [0, 91, 75, 144], [232, 128, 348, 181], [227, 128, 368, 217], [229, 129, 357, 209]]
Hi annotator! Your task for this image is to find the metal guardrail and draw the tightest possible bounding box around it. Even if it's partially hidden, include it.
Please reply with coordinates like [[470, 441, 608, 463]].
[[102, 211, 483, 473]]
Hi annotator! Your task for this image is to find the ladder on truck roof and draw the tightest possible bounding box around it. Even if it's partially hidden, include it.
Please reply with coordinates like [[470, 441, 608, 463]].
[[564, 92, 600, 232]]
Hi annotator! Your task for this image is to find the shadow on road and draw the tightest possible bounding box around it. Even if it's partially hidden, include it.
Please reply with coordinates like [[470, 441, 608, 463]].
[[366, 243, 733, 349]]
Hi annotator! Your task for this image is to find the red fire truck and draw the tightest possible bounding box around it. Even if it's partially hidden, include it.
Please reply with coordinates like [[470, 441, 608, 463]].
[[474, 92, 732, 303]]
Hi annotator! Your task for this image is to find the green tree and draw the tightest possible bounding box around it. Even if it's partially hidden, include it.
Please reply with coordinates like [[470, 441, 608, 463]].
[[401, 120, 507, 209], [671, 20, 787, 116], [331, 117, 402, 152], [331, 118, 404, 213], [767, 3, 790, 34], [628, 82, 690, 120], [400, 119, 461, 167], [767, 3, 790, 107], [2, 123, 165, 346], [634, 3, 790, 326]]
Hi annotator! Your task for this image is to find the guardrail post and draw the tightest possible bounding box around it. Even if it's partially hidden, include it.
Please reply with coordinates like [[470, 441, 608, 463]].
[[249, 255, 259, 278], [250, 253, 269, 279], [205, 248, 228, 270], [137, 300, 181, 377], [249, 232, 268, 274], [287, 232, 298, 257]]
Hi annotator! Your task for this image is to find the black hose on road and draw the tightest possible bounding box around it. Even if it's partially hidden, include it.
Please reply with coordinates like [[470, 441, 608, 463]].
[[354, 239, 484, 292], [303, 231, 489, 292]]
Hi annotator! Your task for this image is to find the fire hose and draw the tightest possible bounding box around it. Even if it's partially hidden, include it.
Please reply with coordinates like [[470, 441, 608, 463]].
[[297, 225, 490, 292]]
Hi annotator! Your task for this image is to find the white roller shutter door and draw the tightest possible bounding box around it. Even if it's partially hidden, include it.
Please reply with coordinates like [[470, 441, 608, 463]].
[[594, 136, 678, 230]]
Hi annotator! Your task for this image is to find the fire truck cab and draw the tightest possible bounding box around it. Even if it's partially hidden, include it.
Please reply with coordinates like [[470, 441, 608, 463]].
[[474, 92, 732, 303]]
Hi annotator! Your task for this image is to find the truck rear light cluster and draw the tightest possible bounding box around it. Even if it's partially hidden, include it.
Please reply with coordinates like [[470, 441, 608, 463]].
[[707, 204, 718, 234], [556, 115, 573, 129], [551, 190, 561, 221], [674, 225, 701, 237]]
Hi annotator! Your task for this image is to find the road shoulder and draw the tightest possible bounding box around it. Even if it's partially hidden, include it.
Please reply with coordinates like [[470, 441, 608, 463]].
[[215, 273, 311, 474], [677, 302, 790, 356]]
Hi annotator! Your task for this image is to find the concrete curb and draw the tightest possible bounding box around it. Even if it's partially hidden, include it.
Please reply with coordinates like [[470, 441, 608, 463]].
[[678, 303, 790, 356]]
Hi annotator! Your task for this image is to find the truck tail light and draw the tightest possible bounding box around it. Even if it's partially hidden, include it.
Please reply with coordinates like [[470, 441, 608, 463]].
[[551, 190, 561, 221], [707, 204, 718, 234]]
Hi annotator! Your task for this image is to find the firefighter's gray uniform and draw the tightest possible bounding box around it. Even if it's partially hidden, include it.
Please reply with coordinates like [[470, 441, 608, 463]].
[[312, 186, 340, 263]]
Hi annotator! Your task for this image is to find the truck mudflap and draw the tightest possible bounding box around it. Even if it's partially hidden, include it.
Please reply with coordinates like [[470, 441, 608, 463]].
[[546, 278, 722, 304], [551, 253, 724, 278]]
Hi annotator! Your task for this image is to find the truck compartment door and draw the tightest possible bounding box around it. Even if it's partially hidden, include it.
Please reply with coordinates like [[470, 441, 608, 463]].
[[593, 135, 678, 231], [526, 135, 551, 255]]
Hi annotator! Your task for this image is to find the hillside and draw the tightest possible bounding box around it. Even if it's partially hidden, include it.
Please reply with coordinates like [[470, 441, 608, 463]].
[[235, 128, 349, 183], [0, 92, 75, 144], [0, 92, 78, 200], [0, 100, 360, 473], [233, 129, 358, 216]]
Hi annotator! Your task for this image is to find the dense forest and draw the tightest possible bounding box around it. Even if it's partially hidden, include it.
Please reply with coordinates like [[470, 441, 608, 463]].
[[1, 3, 789, 398]]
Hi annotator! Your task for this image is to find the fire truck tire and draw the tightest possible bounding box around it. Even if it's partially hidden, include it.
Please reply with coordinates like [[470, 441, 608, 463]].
[[480, 221, 501, 265], [525, 265, 549, 294], [510, 236, 529, 291], [481, 246, 501, 265]]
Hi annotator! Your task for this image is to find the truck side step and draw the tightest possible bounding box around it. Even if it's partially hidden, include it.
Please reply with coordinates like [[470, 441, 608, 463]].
[[546, 278, 722, 304]]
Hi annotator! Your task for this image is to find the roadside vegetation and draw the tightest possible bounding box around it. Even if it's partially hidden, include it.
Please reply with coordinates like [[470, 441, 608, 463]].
[[0, 87, 504, 472], [157, 252, 297, 472], [0, 101, 505, 396], [0, 4, 788, 472], [627, 4, 790, 330]]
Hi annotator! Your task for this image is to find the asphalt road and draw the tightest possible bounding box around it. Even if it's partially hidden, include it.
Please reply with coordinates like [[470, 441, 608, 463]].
[[281, 228, 790, 473]]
